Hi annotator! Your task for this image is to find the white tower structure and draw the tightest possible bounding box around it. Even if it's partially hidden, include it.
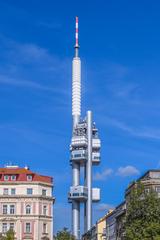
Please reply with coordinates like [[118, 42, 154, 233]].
[[68, 17, 101, 240]]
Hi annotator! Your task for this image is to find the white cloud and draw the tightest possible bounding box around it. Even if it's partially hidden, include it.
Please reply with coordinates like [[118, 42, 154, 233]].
[[0, 74, 68, 95], [116, 165, 140, 177], [0, 37, 70, 99], [95, 203, 115, 212], [94, 168, 113, 181], [100, 116, 160, 141]]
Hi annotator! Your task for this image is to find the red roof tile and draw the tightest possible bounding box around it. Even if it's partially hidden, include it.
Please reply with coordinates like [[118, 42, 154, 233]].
[[0, 168, 53, 184]]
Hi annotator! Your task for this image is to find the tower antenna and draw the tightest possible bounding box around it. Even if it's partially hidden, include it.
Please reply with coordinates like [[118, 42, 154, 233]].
[[75, 16, 79, 57]]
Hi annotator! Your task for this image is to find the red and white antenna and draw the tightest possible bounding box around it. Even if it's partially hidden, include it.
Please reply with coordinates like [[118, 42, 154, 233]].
[[75, 16, 79, 48]]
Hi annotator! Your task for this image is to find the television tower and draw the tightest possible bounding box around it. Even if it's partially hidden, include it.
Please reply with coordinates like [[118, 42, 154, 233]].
[[68, 17, 101, 240]]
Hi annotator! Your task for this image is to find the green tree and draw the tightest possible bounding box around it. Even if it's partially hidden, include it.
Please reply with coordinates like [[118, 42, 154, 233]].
[[54, 228, 75, 240], [5, 229, 15, 240], [0, 229, 15, 240], [125, 182, 160, 240]]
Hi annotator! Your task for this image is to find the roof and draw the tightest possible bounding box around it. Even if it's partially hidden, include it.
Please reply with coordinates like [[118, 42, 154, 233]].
[[0, 167, 53, 184], [126, 169, 160, 191]]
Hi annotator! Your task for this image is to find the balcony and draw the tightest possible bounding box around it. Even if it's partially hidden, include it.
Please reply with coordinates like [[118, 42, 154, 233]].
[[71, 150, 87, 164], [92, 152, 100, 165], [68, 186, 88, 202], [92, 138, 101, 149], [71, 136, 87, 148]]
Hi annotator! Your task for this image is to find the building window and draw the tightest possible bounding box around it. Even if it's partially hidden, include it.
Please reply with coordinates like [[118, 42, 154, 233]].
[[3, 205, 8, 214], [27, 175, 32, 181], [10, 205, 15, 214], [11, 175, 16, 181], [26, 223, 31, 233], [9, 223, 14, 230], [2, 223, 7, 233], [43, 223, 47, 233], [144, 188, 150, 193], [11, 188, 16, 195], [4, 175, 9, 181], [43, 205, 47, 215], [3, 188, 9, 195], [27, 188, 33, 195], [42, 189, 47, 196], [155, 186, 160, 193], [26, 205, 31, 214]]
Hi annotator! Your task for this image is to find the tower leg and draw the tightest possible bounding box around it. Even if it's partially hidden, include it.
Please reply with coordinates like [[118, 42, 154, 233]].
[[72, 162, 80, 239], [84, 165, 87, 233], [72, 201, 80, 240], [86, 111, 92, 231]]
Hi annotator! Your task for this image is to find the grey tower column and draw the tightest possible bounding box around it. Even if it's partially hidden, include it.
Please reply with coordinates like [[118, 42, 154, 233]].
[[84, 165, 87, 233], [72, 157, 80, 239], [86, 111, 92, 230]]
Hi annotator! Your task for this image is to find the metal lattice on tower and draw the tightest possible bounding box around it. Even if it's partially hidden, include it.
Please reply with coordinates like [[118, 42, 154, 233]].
[[68, 17, 101, 240]]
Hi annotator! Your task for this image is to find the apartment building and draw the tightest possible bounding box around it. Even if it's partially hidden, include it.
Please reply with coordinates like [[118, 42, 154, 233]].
[[83, 169, 160, 240], [82, 211, 113, 240], [0, 165, 55, 240]]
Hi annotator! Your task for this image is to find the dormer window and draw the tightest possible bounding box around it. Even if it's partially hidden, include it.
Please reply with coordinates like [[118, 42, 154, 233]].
[[11, 175, 16, 181], [27, 175, 32, 181], [4, 175, 9, 181]]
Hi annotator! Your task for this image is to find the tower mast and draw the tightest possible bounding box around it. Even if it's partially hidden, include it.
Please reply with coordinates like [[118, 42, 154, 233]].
[[72, 16, 81, 128], [69, 17, 101, 240]]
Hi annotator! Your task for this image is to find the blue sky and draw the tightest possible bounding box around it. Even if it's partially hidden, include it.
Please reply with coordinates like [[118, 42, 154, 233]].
[[1, 0, 160, 233]]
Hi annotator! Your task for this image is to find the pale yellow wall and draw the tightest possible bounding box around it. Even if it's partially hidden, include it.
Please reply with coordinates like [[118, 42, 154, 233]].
[[97, 217, 106, 240]]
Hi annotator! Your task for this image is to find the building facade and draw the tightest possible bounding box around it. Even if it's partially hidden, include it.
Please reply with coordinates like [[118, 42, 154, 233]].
[[106, 202, 126, 240], [106, 170, 160, 240], [82, 211, 112, 240], [83, 169, 160, 240], [0, 165, 54, 240]]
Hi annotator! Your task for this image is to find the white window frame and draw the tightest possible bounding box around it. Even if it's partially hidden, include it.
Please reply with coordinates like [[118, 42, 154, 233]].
[[11, 175, 16, 181], [9, 223, 14, 230], [42, 189, 47, 196], [43, 205, 47, 215], [155, 186, 160, 193], [2, 223, 7, 233], [11, 188, 16, 195], [27, 175, 32, 181], [25, 223, 31, 233], [10, 205, 15, 214], [144, 188, 150, 193], [43, 223, 47, 233], [3, 188, 9, 195], [27, 188, 33, 195], [4, 175, 9, 181], [3, 205, 8, 214], [26, 205, 31, 214]]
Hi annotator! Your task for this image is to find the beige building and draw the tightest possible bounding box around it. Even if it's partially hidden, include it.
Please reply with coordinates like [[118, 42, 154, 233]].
[[82, 211, 113, 240], [0, 165, 55, 240]]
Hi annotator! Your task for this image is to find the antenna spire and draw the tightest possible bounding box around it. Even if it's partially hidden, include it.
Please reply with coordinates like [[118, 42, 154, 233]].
[[75, 16, 79, 57]]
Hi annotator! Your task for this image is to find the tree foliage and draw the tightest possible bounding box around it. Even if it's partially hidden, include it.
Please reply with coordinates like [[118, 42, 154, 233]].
[[54, 228, 75, 240], [0, 229, 15, 240], [125, 182, 160, 240], [5, 229, 15, 240]]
